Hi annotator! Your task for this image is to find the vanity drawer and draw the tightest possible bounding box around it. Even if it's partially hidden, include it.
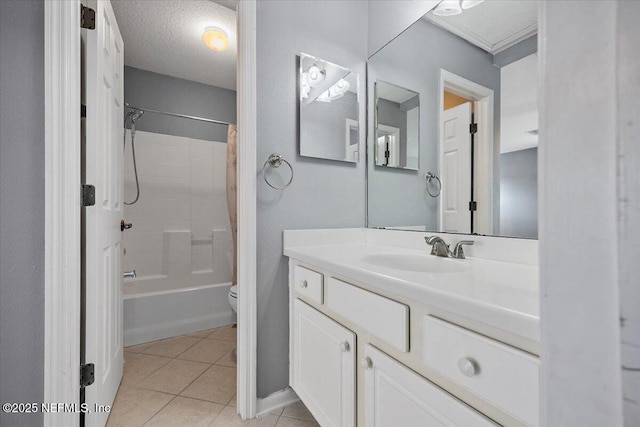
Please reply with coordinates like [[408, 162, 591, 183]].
[[293, 265, 323, 304], [327, 278, 409, 352], [422, 316, 539, 426]]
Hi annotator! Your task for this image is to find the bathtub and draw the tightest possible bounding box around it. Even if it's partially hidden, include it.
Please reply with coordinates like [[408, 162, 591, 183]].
[[123, 275, 234, 346]]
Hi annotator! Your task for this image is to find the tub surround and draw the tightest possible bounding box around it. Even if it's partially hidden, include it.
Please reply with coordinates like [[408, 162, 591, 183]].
[[285, 228, 540, 426]]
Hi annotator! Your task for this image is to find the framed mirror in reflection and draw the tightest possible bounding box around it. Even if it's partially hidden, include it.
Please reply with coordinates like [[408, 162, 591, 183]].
[[367, 0, 539, 239], [374, 81, 420, 170], [299, 52, 360, 163]]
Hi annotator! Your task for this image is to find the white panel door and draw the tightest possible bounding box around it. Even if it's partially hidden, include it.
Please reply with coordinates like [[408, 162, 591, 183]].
[[363, 345, 497, 427], [441, 102, 472, 233], [292, 299, 356, 427], [85, 0, 124, 425]]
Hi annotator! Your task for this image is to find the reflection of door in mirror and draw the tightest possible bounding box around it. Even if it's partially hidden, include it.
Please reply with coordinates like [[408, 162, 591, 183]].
[[441, 101, 472, 234], [376, 125, 400, 167]]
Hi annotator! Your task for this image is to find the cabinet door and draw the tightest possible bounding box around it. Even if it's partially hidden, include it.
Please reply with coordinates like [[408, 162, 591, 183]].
[[363, 345, 497, 427], [292, 299, 356, 427]]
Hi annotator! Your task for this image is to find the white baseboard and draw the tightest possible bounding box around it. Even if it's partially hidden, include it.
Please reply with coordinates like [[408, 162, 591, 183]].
[[124, 311, 234, 346], [256, 387, 300, 417]]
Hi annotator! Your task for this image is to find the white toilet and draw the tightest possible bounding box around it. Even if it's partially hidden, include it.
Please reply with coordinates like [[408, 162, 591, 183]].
[[228, 285, 238, 315]]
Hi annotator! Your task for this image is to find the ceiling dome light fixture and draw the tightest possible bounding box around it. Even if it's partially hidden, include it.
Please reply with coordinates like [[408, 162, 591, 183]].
[[202, 27, 228, 52], [433, 0, 462, 16]]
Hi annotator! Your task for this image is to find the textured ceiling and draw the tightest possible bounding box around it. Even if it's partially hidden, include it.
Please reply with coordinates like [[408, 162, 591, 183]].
[[500, 53, 538, 153], [111, 0, 237, 90], [426, 0, 538, 54]]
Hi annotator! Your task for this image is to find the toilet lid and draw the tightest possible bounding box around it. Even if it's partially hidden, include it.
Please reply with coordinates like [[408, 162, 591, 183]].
[[229, 285, 238, 297]]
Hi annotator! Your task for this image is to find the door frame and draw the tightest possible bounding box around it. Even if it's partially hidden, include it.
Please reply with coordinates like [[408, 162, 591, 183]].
[[438, 70, 494, 235], [43, 0, 259, 423]]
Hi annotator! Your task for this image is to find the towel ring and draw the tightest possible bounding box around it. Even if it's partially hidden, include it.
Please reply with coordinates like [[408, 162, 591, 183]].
[[263, 153, 294, 190], [425, 172, 441, 197]]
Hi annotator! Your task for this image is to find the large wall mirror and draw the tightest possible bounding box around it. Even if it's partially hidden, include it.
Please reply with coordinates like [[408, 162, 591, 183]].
[[300, 52, 360, 163], [367, 0, 539, 239]]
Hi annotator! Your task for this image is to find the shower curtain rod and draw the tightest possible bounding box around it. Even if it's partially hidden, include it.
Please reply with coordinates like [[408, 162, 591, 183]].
[[125, 104, 234, 127]]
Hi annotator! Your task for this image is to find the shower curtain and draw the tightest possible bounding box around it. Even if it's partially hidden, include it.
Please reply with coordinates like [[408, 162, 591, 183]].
[[226, 125, 238, 286]]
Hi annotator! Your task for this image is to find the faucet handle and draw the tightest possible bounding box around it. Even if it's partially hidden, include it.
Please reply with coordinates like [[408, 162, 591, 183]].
[[452, 240, 474, 259]]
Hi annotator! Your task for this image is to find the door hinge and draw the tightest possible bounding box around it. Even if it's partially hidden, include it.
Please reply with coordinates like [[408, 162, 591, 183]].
[[469, 201, 477, 211], [81, 5, 96, 30], [81, 184, 95, 207], [80, 363, 95, 387], [469, 123, 478, 134], [81, 104, 86, 118]]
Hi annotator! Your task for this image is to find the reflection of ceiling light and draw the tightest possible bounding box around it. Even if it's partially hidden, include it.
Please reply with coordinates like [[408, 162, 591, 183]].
[[300, 72, 310, 99], [433, 0, 484, 16], [315, 79, 350, 103], [461, 0, 484, 9], [433, 0, 462, 16], [307, 64, 325, 87], [202, 27, 228, 52]]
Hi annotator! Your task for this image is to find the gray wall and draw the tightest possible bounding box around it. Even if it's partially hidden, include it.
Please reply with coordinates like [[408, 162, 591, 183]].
[[124, 66, 236, 142], [301, 91, 358, 161], [499, 148, 538, 238], [367, 19, 500, 229], [256, 0, 368, 398], [0, 1, 45, 426]]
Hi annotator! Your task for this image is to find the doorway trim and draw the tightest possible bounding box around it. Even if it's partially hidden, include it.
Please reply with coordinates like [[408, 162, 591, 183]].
[[43, 1, 82, 426], [438, 69, 494, 234], [236, 0, 258, 420], [43, 0, 259, 423]]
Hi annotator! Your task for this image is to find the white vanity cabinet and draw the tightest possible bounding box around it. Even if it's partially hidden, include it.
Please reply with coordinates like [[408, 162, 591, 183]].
[[291, 298, 356, 427], [363, 345, 497, 427], [288, 259, 539, 427]]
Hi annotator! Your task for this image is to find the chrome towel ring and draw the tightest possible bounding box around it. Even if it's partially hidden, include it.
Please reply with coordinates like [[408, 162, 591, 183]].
[[262, 153, 294, 190], [425, 172, 441, 197]]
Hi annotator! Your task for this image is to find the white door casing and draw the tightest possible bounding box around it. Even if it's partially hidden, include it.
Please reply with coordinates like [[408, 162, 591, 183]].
[[84, 0, 124, 424], [441, 102, 472, 233]]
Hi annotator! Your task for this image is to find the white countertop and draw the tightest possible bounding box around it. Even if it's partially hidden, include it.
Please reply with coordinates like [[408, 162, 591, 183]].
[[284, 240, 540, 345]]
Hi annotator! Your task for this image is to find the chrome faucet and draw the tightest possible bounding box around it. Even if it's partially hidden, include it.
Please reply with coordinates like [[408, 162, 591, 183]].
[[425, 236, 474, 259]]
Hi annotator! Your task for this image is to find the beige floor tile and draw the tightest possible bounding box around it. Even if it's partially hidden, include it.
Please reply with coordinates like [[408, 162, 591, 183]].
[[209, 406, 279, 427], [124, 341, 156, 353], [177, 338, 236, 364], [137, 359, 210, 395], [214, 348, 237, 367], [267, 406, 284, 416], [180, 365, 236, 404], [275, 416, 320, 427], [207, 326, 237, 342], [106, 386, 173, 427], [121, 353, 172, 387], [142, 336, 201, 358], [228, 394, 237, 407], [188, 328, 217, 338], [144, 396, 224, 427], [282, 401, 315, 421]]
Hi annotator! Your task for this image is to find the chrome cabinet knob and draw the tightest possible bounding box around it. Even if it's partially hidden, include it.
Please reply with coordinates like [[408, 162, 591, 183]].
[[360, 357, 373, 369], [299, 280, 308, 289], [458, 357, 479, 377], [339, 342, 350, 353]]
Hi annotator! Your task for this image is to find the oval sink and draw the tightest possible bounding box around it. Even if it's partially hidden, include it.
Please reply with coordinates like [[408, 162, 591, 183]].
[[360, 253, 470, 274]]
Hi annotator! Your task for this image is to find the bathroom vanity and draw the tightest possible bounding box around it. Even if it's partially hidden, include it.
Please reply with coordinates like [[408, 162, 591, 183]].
[[285, 228, 539, 427]]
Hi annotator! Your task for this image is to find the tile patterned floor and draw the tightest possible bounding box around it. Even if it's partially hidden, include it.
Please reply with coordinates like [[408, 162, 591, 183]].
[[107, 326, 319, 427]]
